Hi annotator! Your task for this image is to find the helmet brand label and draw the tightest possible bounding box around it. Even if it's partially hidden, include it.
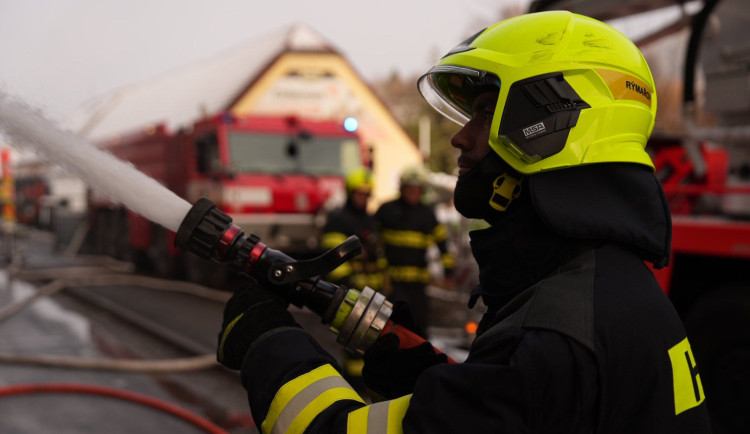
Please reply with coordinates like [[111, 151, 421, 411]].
[[523, 122, 546, 139], [625, 81, 651, 101], [596, 68, 653, 108]]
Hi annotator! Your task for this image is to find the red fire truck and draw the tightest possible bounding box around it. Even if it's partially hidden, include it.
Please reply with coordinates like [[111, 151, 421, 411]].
[[528, 1, 748, 432], [89, 114, 369, 282]]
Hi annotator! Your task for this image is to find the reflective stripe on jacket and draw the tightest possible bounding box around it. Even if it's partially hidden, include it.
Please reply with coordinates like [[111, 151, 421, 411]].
[[242, 244, 711, 433], [244, 328, 410, 434], [374, 198, 454, 284], [322, 203, 384, 290]]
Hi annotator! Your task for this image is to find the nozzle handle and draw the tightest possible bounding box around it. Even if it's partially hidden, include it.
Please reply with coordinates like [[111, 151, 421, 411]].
[[267, 236, 362, 284]]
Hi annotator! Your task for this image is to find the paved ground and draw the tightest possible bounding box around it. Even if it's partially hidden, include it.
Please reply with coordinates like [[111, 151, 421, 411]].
[[0, 227, 476, 433], [0, 229, 255, 433]]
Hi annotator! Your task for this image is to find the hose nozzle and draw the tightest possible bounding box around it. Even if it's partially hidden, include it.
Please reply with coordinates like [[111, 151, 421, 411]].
[[175, 197, 400, 355]]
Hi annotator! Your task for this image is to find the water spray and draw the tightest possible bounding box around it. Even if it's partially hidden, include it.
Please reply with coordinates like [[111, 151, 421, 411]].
[[0, 91, 191, 232], [0, 90, 446, 358]]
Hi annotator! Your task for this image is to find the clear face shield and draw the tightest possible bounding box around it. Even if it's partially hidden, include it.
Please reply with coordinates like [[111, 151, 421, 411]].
[[417, 65, 501, 125]]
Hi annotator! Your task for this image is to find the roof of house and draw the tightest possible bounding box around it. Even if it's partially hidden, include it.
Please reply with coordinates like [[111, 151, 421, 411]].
[[66, 23, 336, 141]]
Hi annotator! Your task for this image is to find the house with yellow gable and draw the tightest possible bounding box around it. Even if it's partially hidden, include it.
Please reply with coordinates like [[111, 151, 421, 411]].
[[67, 24, 423, 209]]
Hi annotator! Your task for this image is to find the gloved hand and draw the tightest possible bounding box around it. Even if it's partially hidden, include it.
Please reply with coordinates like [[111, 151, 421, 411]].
[[388, 300, 425, 338], [217, 277, 300, 370], [361, 302, 447, 400], [362, 334, 448, 400]]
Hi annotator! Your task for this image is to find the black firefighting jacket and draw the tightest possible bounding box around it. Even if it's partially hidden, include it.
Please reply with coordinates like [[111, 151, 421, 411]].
[[321, 199, 384, 291], [374, 197, 454, 285], [239, 164, 712, 433]]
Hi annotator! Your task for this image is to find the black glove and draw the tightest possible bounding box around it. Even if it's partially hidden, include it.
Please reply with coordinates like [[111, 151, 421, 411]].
[[362, 333, 448, 400], [217, 278, 300, 369], [388, 300, 425, 338], [361, 302, 446, 400]]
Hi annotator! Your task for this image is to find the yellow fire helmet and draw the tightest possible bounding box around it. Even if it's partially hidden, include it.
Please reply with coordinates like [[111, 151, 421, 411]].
[[345, 167, 374, 195], [418, 11, 657, 175], [400, 165, 429, 188]]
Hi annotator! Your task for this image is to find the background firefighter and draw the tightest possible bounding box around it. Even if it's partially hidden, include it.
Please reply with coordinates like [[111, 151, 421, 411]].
[[216, 11, 712, 433], [321, 167, 384, 292], [320, 167, 384, 383], [374, 165, 454, 335]]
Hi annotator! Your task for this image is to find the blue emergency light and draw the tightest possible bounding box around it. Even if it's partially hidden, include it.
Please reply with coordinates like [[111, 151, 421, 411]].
[[344, 117, 358, 132]]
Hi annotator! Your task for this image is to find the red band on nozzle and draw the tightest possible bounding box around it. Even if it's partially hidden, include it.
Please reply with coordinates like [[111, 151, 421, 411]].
[[216, 224, 242, 260], [243, 241, 267, 275]]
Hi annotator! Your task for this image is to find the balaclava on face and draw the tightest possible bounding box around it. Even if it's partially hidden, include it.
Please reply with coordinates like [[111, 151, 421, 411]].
[[454, 151, 526, 223]]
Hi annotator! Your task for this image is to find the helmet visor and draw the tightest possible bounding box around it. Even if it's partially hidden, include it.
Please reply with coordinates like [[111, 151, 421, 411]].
[[418, 65, 501, 125]]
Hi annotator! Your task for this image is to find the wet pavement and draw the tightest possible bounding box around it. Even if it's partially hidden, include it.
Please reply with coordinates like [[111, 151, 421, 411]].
[[0, 227, 475, 433], [0, 229, 253, 433], [0, 272, 239, 433]]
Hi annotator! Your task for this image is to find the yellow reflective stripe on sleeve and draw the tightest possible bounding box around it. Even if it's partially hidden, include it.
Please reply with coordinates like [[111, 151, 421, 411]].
[[346, 394, 411, 434], [217, 313, 243, 362], [382, 229, 433, 249], [262, 364, 365, 434], [668, 337, 705, 415], [348, 405, 370, 433], [433, 224, 447, 242], [322, 232, 348, 249], [385, 395, 411, 433], [280, 387, 361, 434], [387, 266, 430, 283]]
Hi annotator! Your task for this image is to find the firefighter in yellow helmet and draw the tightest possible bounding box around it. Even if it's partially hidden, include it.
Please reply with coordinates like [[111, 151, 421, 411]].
[[320, 167, 385, 383], [374, 164, 454, 335], [321, 167, 384, 291], [215, 12, 711, 433]]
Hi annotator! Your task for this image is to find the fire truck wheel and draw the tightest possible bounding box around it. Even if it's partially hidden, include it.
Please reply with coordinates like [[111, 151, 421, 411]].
[[682, 284, 750, 434]]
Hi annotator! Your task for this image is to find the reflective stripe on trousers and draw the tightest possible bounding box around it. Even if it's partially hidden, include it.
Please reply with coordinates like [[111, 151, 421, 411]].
[[382, 229, 433, 249], [387, 265, 430, 283]]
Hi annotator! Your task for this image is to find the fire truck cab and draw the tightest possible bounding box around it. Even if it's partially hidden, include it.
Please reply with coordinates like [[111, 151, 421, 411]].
[[89, 114, 369, 281]]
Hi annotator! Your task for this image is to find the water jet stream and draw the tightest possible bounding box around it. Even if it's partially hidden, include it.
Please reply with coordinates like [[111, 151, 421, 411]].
[[0, 91, 191, 232]]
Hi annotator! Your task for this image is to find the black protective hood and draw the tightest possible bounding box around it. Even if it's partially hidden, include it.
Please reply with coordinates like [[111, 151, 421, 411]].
[[528, 163, 672, 269]]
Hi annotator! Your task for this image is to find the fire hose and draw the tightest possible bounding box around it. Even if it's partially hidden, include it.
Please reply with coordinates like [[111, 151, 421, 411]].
[[0, 196, 456, 432], [175, 197, 455, 362], [0, 257, 253, 430], [0, 269, 225, 372], [0, 383, 229, 434]]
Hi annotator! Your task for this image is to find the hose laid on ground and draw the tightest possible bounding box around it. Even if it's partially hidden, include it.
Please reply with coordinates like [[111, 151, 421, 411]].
[[0, 233, 254, 430], [0, 352, 218, 372], [0, 382, 231, 434], [0, 268, 228, 373]]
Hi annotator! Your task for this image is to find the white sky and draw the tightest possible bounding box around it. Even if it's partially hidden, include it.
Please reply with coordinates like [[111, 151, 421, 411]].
[[0, 0, 528, 121]]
